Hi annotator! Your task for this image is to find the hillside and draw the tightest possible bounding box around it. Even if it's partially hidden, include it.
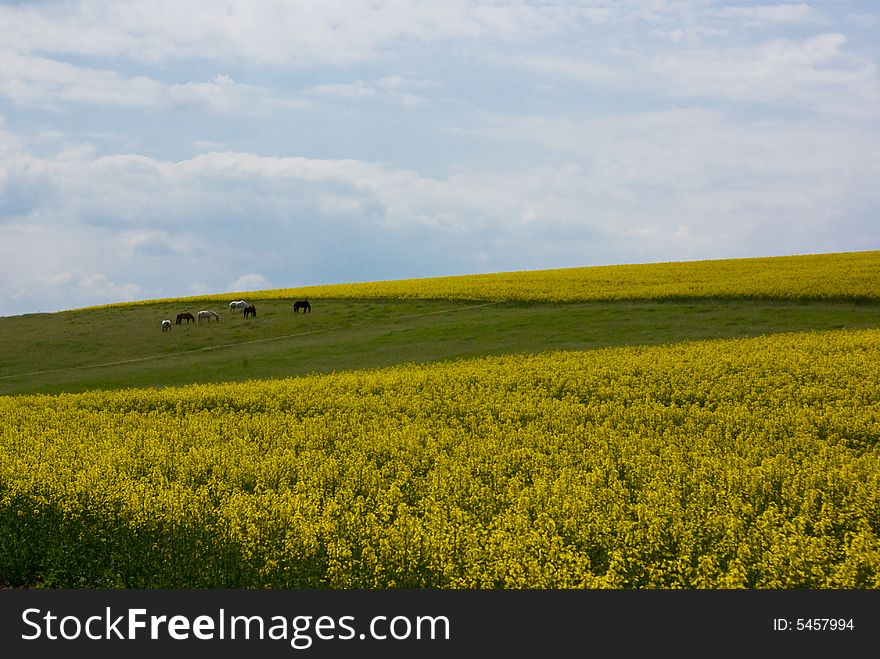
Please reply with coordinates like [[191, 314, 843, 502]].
[[2, 250, 879, 589], [85, 249, 880, 309], [2, 251, 879, 395]]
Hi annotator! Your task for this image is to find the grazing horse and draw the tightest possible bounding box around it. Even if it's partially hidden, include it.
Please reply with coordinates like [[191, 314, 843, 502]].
[[197, 310, 220, 323], [229, 300, 248, 313], [293, 300, 311, 313], [243, 304, 256, 318], [176, 312, 195, 324], [161, 319, 172, 332]]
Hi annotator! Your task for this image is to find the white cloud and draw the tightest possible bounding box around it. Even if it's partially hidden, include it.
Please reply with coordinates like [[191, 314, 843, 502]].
[[454, 105, 880, 248], [0, 51, 304, 112], [304, 76, 438, 108], [714, 4, 825, 26], [652, 33, 880, 117], [57, 142, 98, 161], [0, 0, 576, 67], [56, 271, 143, 302], [230, 273, 270, 292], [506, 31, 880, 119], [13, 270, 141, 310], [121, 229, 203, 258], [166, 75, 306, 113], [0, 51, 163, 108], [318, 193, 366, 216]]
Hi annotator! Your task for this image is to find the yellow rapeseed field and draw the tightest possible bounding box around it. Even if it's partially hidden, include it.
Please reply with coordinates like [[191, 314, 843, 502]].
[[2, 328, 878, 588], [85, 250, 880, 309]]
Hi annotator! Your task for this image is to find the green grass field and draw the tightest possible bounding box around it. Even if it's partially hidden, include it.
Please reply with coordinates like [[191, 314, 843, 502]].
[[2, 297, 879, 396]]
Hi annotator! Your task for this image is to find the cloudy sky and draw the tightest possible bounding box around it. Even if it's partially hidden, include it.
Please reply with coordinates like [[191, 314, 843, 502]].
[[1, 1, 878, 315]]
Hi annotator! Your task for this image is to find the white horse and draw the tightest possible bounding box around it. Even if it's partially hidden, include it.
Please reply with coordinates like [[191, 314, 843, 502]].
[[161, 319, 171, 332], [198, 310, 220, 323], [229, 300, 248, 313]]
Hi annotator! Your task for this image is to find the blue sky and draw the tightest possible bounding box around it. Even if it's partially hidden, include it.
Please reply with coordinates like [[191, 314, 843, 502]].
[[1, 1, 878, 316]]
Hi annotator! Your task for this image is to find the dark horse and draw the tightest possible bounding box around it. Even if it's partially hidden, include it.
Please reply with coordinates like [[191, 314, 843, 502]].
[[176, 312, 196, 324], [293, 300, 311, 313], [243, 304, 256, 318]]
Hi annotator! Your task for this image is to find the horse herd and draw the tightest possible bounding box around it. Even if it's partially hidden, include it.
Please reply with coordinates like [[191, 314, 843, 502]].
[[160, 299, 310, 331]]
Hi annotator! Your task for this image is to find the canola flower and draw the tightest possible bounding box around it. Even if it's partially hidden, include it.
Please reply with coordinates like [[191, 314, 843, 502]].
[[1, 328, 878, 588], [83, 250, 880, 310]]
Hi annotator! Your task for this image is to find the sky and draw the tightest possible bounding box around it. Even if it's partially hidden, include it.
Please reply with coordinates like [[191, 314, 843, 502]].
[[1, 1, 879, 316]]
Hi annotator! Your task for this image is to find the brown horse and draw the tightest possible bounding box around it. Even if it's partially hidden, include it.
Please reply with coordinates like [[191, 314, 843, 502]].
[[243, 304, 256, 318], [176, 312, 196, 324], [293, 300, 311, 313]]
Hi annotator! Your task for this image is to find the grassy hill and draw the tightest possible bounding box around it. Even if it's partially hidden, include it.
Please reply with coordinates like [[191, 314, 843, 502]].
[[2, 250, 879, 395]]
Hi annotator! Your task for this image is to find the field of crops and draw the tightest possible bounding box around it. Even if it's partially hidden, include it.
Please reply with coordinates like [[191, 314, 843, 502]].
[[2, 328, 878, 588], [86, 250, 880, 308]]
